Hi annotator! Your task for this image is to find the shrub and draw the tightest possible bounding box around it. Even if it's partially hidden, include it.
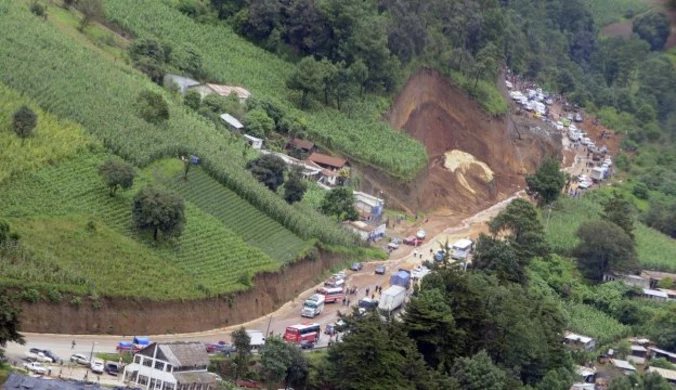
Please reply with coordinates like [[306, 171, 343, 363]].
[[70, 296, 82, 306], [633, 182, 649, 200], [21, 288, 42, 303], [30, 2, 47, 19], [137, 90, 170, 124], [47, 289, 63, 303]]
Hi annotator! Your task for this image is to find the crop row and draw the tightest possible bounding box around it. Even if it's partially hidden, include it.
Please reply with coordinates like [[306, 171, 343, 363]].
[[168, 169, 307, 263], [0, 1, 358, 248], [104, 0, 428, 180], [563, 302, 630, 344]]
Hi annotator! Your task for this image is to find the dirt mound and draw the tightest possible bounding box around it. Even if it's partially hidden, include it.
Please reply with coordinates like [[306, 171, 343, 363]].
[[358, 68, 560, 216], [601, 22, 633, 38]]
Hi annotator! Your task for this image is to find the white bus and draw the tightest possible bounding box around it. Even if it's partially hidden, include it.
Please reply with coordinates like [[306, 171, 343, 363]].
[[301, 294, 325, 318]]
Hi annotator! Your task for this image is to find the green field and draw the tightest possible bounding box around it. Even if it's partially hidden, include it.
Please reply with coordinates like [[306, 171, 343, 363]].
[[585, 0, 652, 27], [0, 83, 94, 183], [103, 0, 428, 179], [545, 196, 676, 272], [167, 169, 309, 264], [563, 302, 631, 344], [0, 153, 281, 299], [0, 0, 355, 248]]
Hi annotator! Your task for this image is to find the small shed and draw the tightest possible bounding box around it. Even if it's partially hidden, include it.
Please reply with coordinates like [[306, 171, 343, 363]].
[[643, 288, 669, 301], [165, 74, 200, 95], [287, 138, 316, 153], [564, 332, 596, 351], [243, 134, 263, 150], [220, 113, 244, 131], [610, 359, 636, 375], [650, 347, 676, 364]]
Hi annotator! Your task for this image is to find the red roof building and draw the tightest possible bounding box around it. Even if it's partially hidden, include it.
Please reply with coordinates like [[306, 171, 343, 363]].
[[307, 152, 348, 170]]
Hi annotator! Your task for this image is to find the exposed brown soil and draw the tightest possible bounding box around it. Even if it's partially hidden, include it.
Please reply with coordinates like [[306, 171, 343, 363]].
[[359, 68, 560, 218], [601, 22, 633, 38], [17, 250, 348, 335]]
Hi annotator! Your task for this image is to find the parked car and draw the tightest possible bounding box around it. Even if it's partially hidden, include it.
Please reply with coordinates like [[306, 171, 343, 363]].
[[236, 379, 261, 389], [24, 351, 54, 363], [23, 362, 47, 375], [43, 350, 59, 363], [374, 265, 386, 275], [206, 341, 235, 355], [115, 341, 142, 351], [29, 348, 45, 355], [299, 340, 315, 350], [70, 353, 90, 366], [350, 262, 363, 271], [574, 113, 583, 122], [105, 363, 119, 376], [403, 236, 423, 246], [91, 359, 105, 374]]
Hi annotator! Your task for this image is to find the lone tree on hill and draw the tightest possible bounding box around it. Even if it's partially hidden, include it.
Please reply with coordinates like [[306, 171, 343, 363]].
[[98, 159, 136, 197], [489, 198, 549, 265], [320, 187, 359, 222], [246, 154, 287, 192], [526, 158, 567, 205], [283, 166, 307, 204], [11, 105, 37, 141], [286, 56, 323, 109], [602, 192, 636, 241], [0, 290, 25, 347], [77, 0, 104, 32], [574, 220, 638, 282], [132, 186, 185, 240], [137, 90, 170, 125]]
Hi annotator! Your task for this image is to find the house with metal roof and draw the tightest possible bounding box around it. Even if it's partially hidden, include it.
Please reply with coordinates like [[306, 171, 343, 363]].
[[2, 373, 103, 390], [610, 359, 636, 375], [219, 113, 244, 131], [564, 332, 597, 351], [647, 367, 676, 384], [165, 74, 200, 95], [190, 83, 251, 103], [122, 341, 215, 390]]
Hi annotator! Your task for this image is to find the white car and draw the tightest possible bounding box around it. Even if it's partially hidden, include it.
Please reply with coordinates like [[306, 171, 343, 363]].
[[70, 353, 90, 366], [91, 359, 105, 374], [23, 362, 47, 374], [24, 352, 54, 363]]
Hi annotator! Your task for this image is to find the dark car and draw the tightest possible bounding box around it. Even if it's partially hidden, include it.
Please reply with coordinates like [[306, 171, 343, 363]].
[[105, 363, 119, 376], [43, 350, 59, 363], [350, 262, 363, 271], [29, 348, 45, 355], [299, 340, 315, 350], [374, 265, 386, 275]]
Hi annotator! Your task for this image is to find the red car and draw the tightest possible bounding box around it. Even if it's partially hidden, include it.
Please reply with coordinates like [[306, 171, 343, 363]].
[[235, 379, 261, 389], [403, 236, 423, 246]]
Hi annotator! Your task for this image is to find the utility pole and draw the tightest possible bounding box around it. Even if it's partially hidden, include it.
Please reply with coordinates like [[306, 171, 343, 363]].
[[265, 315, 273, 337], [89, 341, 97, 363]]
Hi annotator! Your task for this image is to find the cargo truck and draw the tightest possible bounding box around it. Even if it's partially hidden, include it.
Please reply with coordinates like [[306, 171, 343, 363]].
[[390, 269, 411, 289], [378, 285, 407, 314]]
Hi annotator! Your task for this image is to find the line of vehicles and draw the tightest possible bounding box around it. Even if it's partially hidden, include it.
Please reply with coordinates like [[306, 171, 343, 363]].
[[21, 348, 117, 376]]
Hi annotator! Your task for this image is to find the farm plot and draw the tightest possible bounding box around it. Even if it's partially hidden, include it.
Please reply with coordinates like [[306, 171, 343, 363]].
[[0, 153, 280, 298], [0, 83, 93, 184], [563, 302, 630, 344], [585, 0, 652, 27], [103, 0, 428, 180], [0, 1, 356, 248], [168, 169, 309, 263]]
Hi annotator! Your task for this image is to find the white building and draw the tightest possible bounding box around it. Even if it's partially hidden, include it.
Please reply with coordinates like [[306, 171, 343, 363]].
[[191, 83, 251, 103], [564, 332, 596, 351], [243, 134, 263, 150], [122, 342, 214, 390], [343, 220, 386, 242], [219, 114, 243, 131]]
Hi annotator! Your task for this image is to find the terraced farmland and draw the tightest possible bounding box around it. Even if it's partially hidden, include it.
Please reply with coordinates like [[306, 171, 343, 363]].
[[0, 153, 280, 298], [167, 169, 308, 263]]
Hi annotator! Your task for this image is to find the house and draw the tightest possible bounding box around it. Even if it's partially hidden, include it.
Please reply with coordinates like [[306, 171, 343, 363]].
[[219, 114, 244, 131], [647, 367, 676, 384], [243, 134, 263, 150], [642, 288, 670, 301], [602, 272, 650, 289], [650, 347, 676, 364], [122, 341, 215, 390], [564, 332, 597, 351], [353, 191, 384, 223], [190, 83, 251, 103], [611, 359, 637, 375], [575, 365, 596, 383], [2, 373, 104, 390], [659, 288, 676, 300], [343, 220, 386, 242], [641, 271, 676, 289], [286, 138, 316, 154], [259, 150, 322, 180], [627, 345, 648, 365], [165, 74, 200, 95], [306, 153, 349, 186]]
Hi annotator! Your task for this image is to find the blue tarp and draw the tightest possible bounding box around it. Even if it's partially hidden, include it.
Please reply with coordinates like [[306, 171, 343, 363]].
[[133, 336, 150, 345], [117, 341, 133, 347], [390, 271, 411, 288]]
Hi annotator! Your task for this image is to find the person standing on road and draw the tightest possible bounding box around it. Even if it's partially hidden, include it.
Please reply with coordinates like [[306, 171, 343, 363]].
[[342, 297, 346, 306], [71, 340, 76, 349], [365, 287, 370, 296], [347, 298, 351, 306]]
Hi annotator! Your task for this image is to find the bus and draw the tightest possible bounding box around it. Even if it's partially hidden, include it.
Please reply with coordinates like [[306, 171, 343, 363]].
[[316, 287, 344, 303], [301, 294, 325, 318], [283, 323, 321, 343]]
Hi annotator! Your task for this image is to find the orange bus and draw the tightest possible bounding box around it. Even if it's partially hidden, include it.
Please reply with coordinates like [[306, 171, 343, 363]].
[[283, 323, 321, 343]]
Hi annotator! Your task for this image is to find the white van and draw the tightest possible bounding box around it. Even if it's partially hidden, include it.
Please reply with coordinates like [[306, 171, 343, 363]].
[[451, 239, 474, 261]]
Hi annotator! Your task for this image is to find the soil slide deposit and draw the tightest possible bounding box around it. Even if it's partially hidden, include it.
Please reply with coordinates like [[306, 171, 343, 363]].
[[359, 68, 560, 216]]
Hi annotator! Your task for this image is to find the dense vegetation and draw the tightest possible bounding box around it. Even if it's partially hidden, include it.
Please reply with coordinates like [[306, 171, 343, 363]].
[[0, 0, 358, 249]]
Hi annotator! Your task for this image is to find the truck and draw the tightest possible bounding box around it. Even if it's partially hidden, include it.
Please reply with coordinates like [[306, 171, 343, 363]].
[[390, 269, 411, 289], [301, 294, 325, 318], [451, 239, 474, 261], [378, 285, 406, 314]]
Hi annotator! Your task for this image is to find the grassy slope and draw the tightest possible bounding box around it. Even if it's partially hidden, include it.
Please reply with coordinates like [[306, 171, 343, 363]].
[[586, 0, 652, 27], [0, 83, 94, 183], [0, 1, 356, 247], [0, 152, 280, 299], [103, 0, 428, 179], [545, 196, 676, 272]]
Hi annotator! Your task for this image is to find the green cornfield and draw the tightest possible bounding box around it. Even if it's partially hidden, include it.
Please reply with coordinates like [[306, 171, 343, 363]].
[[0, 83, 94, 184], [0, 1, 357, 248], [563, 301, 630, 344], [167, 169, 309, 264], [103, 0, 428, 179], [0, 153, 281, 299], [585, 0, 652, 27]]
